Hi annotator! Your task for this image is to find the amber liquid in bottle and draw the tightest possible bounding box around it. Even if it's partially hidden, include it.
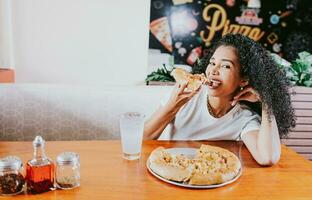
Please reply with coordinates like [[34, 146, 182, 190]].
[[26, 136, 55, 194], [26, 163, 54, 194]]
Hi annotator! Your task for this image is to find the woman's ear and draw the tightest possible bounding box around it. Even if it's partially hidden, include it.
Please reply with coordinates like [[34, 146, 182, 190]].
[[240, 79, 249, 87]]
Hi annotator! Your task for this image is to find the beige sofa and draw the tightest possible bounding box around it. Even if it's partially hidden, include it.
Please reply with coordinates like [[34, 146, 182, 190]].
[[0, 84, 171, 141], [2, 84, 311, 161]]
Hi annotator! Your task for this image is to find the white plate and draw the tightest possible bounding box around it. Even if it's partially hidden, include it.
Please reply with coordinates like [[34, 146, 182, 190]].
[[146, 147, 242, 189]]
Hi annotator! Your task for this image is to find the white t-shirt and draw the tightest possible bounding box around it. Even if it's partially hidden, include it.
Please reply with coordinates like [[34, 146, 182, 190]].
[[158, 86, 261, 141]]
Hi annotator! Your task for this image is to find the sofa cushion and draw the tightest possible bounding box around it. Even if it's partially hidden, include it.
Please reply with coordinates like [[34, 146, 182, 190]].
[[0, 84, 172, 141]]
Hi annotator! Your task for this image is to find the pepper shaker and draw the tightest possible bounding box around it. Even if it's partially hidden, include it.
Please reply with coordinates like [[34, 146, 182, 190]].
[[0, 156, 25, 196]]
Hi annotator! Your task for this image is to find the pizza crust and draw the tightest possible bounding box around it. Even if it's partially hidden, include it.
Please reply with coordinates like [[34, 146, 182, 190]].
[[148, 145, 241, 186], [149, 147, 192, 182]]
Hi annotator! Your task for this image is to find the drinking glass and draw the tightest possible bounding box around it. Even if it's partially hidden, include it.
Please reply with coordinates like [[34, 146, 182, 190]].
[[119, 112, 145, 160]]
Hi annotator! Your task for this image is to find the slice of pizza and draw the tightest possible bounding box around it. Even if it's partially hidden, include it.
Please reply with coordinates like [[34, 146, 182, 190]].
[[148, 147, 192, 182], [170, 68, 208, 91], [189, 145, 241, 185], [150, 17, 173, 52]]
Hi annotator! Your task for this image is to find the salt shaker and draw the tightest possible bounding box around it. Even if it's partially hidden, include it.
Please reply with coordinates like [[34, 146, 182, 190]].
[[56, 152, 80, 190]]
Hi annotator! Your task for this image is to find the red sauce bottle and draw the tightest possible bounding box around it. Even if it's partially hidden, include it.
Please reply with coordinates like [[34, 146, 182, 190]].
[[26, 136, 55, 194]]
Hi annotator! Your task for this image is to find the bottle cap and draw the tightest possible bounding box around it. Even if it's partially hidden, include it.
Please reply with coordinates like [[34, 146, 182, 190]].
[[33, 135, 45, 148], [0, 156, 22, 170], [57, 152, 80, 165]]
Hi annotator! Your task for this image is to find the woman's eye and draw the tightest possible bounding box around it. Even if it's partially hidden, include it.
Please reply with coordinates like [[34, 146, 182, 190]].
[[222, 65, 230, 69], [209, 62, 215, 66]]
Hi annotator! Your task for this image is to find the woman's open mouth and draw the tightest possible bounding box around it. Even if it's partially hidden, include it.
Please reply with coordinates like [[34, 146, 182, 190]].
[[207, 78, 222, 89]]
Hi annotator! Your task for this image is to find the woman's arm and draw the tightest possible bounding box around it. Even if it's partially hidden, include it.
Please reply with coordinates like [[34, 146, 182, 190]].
[[143, 105, 177, 140], [241, 107, 281, 166], [232, 85, 281, 166], [144, 83, 200, 140]]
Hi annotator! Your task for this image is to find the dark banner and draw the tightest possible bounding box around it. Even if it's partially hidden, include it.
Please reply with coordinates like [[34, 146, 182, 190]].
[[149, 0, 312, 66]]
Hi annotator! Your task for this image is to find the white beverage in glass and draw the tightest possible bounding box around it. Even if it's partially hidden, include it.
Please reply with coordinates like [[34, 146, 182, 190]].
[[120, 112, 145, 160]]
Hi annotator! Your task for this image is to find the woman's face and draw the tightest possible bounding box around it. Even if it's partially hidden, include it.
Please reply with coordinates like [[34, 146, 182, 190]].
[[205, 45, 245, 98]]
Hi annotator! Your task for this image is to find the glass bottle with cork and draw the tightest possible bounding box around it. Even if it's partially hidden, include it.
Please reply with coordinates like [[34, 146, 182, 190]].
[[26, 136, 55, 194]]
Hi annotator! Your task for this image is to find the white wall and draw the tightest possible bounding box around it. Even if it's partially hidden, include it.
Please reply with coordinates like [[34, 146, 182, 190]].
[[0, 0, 14, 68], [11, 0, 150, 86]]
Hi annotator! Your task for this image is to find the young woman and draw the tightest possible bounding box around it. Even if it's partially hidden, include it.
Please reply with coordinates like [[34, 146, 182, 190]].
[[144, 34, 296, 166]]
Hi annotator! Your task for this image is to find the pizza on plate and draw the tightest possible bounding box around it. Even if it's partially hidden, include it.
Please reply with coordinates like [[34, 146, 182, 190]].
[[148, 144, 241, 185], [170, 68, 208, 91]]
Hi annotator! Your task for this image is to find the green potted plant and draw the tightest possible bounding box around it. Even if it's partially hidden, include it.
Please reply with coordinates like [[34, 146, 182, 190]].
[[145, 64, 175, 85], [272, 51, 312, 87], [146, 56, 175, 85]]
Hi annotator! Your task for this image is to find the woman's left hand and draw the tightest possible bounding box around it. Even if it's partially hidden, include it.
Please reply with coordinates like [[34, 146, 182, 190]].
[[231, 85, 261, 106]]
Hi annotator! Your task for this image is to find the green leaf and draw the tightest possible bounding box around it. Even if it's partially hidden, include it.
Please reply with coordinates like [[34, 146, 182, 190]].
[[291, 62, 303, 74], [298, 51, 312, 65], [303, 80, 312, 87], [291, 76, 299, 82]]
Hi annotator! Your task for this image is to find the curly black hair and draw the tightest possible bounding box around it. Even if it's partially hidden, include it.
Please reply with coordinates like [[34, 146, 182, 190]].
[[193, 34, 296, 138]]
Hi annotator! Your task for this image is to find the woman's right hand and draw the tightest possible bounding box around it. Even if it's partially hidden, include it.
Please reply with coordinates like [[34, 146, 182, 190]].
[[143, 82, 201, 140], [164, 82, 201, 113]]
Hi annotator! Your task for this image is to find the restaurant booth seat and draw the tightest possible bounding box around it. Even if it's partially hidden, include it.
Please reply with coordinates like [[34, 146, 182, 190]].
[[0, 84, 311, 161], [0, 84, 171, 141]]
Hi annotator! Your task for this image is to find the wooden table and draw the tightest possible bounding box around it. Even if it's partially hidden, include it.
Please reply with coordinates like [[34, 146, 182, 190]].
[[1, 140, 312, 200]]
